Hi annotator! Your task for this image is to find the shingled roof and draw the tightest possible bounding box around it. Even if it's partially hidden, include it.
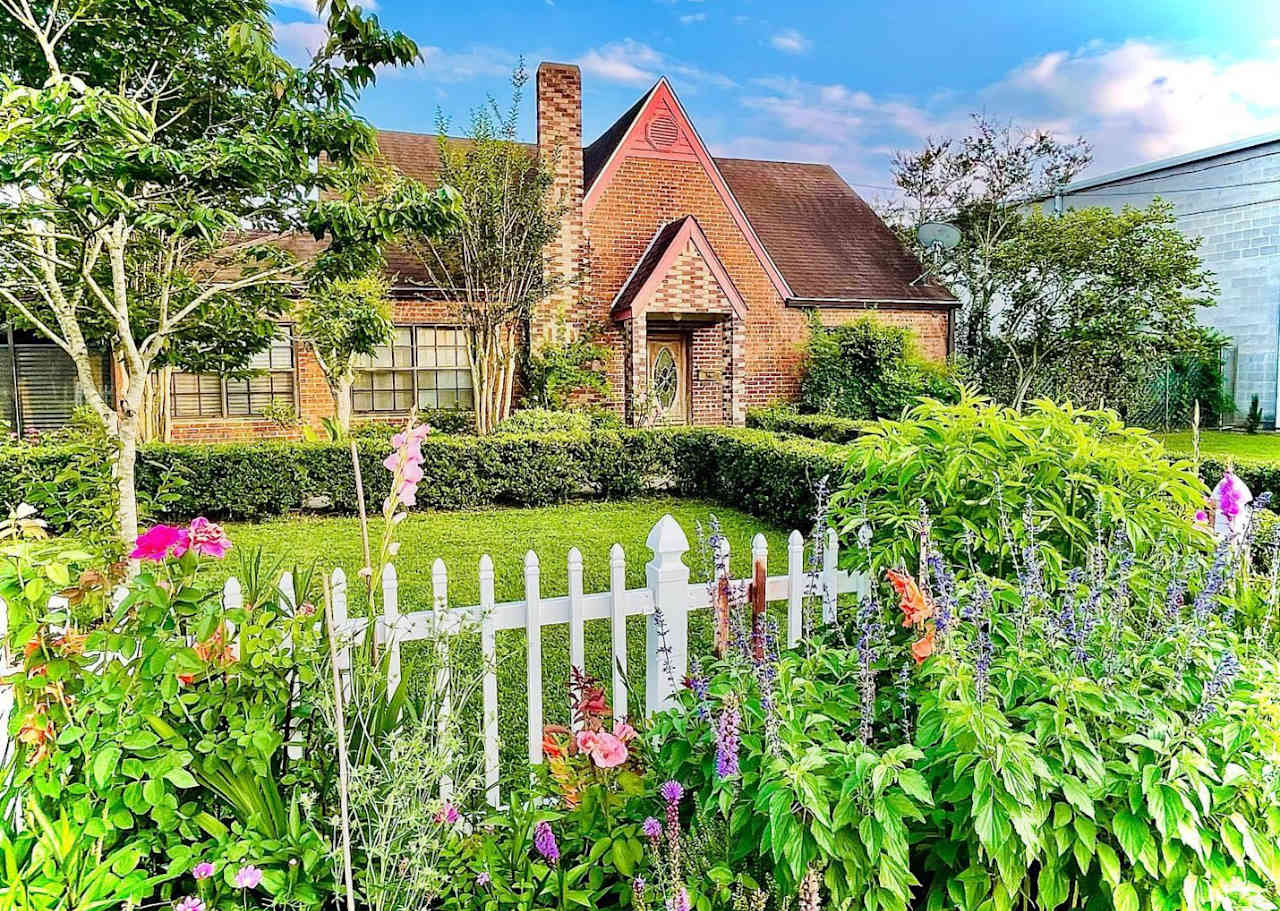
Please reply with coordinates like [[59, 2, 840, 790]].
[[713, 158, 954, 304], [321, 129, 955, 305]]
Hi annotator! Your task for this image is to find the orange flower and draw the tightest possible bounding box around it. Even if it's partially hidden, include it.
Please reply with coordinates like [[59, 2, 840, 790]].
[[177, 673, 196, 686], [194, 627, 237, 668], [886, 569, 933, 627], [51, 631, 87, 656], [911, 628, 936, 665], [17, 711, 53, 765], [542, 730, 567, 760]]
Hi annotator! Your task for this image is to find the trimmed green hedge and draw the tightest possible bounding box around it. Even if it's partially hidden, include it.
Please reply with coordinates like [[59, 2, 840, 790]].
[[1188, 454, 1280, 501], [745, 408, 868, 444], [2, 427, 853, 533]]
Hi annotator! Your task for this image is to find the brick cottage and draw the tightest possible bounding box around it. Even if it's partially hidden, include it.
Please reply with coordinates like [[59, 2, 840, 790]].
[[1, 63, 956, 440]]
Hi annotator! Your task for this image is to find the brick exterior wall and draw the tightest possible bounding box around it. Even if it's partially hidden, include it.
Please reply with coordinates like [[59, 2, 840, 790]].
[[815, 306, 951, 362], [534, 63, 586, 346]]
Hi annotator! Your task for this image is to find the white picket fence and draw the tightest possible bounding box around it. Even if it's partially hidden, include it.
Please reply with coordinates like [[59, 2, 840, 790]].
[[0, 514, 868, 809]]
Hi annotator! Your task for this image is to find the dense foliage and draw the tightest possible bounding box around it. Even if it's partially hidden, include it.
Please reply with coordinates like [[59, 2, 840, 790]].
[[831, 395, 1208, 575], [798, 318, 958, 420], [746, 407, 867, 443], [1, 426, 846, 532]]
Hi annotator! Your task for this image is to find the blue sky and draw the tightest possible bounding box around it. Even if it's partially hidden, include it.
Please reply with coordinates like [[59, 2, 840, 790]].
[[273, 0, 1280, 199]]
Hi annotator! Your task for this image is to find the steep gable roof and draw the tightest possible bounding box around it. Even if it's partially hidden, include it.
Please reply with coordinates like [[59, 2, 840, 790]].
[[612, 215, 748, 321], [581, 78, 793, 301], [715, 158, 955, 304]]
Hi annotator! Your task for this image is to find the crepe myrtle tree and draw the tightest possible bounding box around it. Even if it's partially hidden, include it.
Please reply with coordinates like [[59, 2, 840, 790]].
[[297, 270, 393, 436], [407, 64, 567, 434], [0, 0, 460, 546]]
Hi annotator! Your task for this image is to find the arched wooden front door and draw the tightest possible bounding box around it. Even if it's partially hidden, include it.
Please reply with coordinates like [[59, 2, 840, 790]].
[[647, 333, 690, 424]]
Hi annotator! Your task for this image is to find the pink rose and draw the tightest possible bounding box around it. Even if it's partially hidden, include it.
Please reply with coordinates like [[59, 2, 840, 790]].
[[575, 730, 599, 755], [187, 518, 231, 559], [590, 732, 628, 768], [613, 722, 636, 743], [131, 525, 189, 561]]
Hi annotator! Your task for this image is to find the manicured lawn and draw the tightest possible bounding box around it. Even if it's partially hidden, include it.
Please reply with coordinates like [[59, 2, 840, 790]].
[[212, 496, 798, 785], [1156, 430, 1280, 460]]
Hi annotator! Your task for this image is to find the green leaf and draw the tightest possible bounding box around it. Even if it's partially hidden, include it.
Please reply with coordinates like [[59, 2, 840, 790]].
[[1113, 883, 1139, 911], [164, 767, 198, 789], [94, 745, 121, 788]]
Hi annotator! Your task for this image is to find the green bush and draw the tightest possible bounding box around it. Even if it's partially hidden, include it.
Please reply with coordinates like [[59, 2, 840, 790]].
[[799, 316, 958, 420], [1188, 455, 1280, 503], [746, 406, 867, 443], [351, 408, 476, 437], [832, 395, 1210, 579], [495, 407, 623, 434]]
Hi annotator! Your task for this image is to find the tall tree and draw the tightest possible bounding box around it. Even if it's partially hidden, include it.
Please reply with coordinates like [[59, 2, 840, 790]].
[[0, 0, 459, 545], [987, 202, 1217, 407], [407, 66, 566, 434], [890, 114, 1091, 361]]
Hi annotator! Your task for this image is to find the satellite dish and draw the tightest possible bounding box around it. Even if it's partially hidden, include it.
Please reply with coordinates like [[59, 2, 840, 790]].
[[916, 222, 961, 251]]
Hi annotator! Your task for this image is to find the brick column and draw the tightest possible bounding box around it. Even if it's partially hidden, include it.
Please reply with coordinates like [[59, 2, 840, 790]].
[[534, 62, 585, 346]]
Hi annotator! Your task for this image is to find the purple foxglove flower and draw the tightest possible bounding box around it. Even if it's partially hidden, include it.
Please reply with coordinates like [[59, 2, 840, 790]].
[[714, 699, 741, 778], [658, 780, 683, 803]]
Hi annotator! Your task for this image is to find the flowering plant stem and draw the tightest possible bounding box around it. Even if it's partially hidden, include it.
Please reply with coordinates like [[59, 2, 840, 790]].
[[324, 573, 357, 911]]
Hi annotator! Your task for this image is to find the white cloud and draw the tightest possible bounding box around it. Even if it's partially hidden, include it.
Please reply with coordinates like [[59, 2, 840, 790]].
[[735, 41, 1280, 187], [579, 39, 664, 86], [578, 39, 733, 91], [679, 13, 706, 23], [769, 29, 811, 54], [273, 19, 328, 64]]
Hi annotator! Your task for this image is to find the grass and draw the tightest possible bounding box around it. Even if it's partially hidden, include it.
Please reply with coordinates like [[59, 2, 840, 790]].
[[212, 496, 799, 786], [1155, 430, 1280, 461]]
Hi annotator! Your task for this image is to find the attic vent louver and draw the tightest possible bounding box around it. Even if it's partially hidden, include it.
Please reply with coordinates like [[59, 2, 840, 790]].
[[646, 115, 679, 149]]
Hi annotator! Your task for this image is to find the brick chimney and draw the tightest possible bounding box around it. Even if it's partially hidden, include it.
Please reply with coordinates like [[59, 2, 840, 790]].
[[534, 61, 584, 346]]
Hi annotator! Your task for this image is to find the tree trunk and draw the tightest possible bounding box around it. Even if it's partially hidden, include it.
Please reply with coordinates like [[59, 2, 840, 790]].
[[332, 372, 354, 436], [116, 418, 140, 546]]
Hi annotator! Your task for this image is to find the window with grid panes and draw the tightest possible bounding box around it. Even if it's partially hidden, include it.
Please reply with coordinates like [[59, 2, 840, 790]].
[[170, 327, 296, 418], [352, 325, 473, 413]]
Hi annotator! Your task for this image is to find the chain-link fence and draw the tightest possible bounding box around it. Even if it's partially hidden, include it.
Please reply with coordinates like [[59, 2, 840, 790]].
[[1121, 347, 1237, 432]]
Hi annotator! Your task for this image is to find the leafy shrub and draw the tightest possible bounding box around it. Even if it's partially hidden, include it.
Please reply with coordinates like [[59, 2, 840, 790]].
[[350, 408, 476, 437], [3, 521, 333, 909], [496, 407, 623, 434], [650, 493, 1280, 911], [832, 395, 1209, 578], [523, 336, 612, 409], [799, 317, 958, 420], [746, 406, 867, 443], [1246, 394, 1263, 433]]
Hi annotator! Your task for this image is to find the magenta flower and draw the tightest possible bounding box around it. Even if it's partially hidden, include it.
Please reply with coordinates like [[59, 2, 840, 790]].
[[642, 816, 662, 839], [433, 801, 459, 824], [131, 524, 189, 561], [1212, 471, 1251, 519], [233, 865, 263, 889], [192, 861, 215, 880], [174, 898, 205, 911], [1194, 509, 1209, 525], [187, 518, 231, 559]]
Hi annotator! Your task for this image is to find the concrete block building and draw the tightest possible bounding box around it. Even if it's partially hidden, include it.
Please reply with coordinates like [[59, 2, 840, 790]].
[[1049, 131, 1280, 426]]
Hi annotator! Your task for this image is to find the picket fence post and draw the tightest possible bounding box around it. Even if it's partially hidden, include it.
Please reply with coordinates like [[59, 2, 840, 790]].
[[609, 544, 628, 726], [477, 555, 500, 807], [822, 528, 839, 625], [331, 568, 351, 702], [524, 551, 542, 766], [567, 547, 585, 728], [382, 564, 401, 699], [645, 514, 690, 716], [787, 530, 805, 647]]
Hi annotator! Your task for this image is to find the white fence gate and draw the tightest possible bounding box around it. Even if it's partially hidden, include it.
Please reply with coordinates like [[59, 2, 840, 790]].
[[0, 515, 869, 809]]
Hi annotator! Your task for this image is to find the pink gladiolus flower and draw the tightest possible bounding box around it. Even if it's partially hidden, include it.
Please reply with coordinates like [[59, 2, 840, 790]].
[[1194, 509, 1209, 525], [613, 722, 636, 743], [192, 861, 215, 880], [175, 898, 205, 911], [131, 525, 189, 561], [402, 460, 424, 485], [187, 518, 231, 559], [233, 865, 263, 889], [590, 731, 628, 768]]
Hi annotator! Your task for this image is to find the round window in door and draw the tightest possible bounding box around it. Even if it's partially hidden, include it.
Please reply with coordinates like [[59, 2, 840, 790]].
[[652, 346, 678, 411]]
